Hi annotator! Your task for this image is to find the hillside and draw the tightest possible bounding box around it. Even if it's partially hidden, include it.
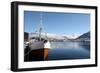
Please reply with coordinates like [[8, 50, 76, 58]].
[[77, 31, 90, 39]]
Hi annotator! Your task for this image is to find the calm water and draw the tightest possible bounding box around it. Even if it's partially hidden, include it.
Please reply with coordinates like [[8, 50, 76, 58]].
[[48, 41, 90, 60]]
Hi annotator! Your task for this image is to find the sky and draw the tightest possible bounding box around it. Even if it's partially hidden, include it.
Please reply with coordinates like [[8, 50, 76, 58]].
[[24, 11, 90, 36]]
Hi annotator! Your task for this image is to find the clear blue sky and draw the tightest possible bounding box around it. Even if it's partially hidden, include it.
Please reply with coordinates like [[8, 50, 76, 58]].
[[24, 11, 90, 35]]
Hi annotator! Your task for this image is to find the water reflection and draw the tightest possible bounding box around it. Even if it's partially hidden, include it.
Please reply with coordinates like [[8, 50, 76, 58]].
[[48, 41, 90, 60]]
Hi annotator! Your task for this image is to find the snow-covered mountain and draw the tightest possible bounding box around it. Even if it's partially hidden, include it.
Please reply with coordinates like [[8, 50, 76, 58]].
[[27, 31, 90, 42], [29, 32, 79, 41], [77, 31, 90, 39], [65, 35, 79, 39], [75, 31, 90, 42], [29, 33, 65, 40]]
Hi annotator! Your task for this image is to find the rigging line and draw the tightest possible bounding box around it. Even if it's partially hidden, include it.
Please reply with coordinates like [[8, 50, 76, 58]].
[[24, 49, 32, 57]]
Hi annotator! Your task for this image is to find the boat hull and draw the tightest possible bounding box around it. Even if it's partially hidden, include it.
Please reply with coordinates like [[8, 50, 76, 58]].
[[24, 41, 50, 61], [29, 41, 44, 50], [31, 48, 49, 60], [24, 48, 49, 61]]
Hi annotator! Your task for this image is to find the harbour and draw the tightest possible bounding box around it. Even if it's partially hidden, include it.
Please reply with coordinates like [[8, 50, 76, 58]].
[[24, 11, 90, 62], [24, 41, 90, 61]]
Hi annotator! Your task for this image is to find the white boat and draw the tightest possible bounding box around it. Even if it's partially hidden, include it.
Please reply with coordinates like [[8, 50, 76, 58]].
[[28, 12, 51, 60]]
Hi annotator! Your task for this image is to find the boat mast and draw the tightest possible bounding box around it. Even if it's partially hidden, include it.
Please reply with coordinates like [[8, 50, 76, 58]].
[[39, 12, 43, 41]]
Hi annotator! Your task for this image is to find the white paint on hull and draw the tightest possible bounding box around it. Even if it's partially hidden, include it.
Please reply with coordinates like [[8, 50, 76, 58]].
[[44, 41, 51, 49]]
